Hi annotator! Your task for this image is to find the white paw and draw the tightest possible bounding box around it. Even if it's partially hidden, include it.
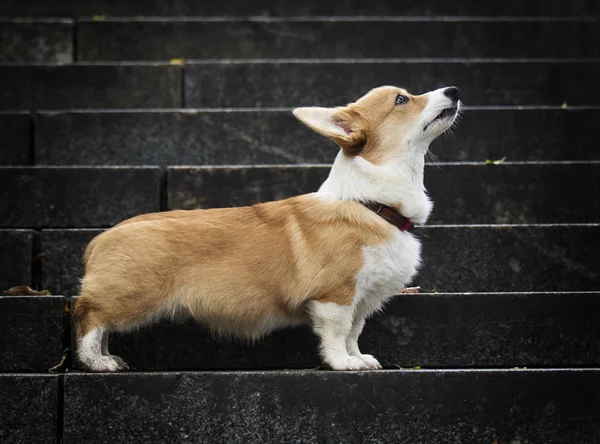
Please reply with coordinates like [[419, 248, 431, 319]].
[[328, 356, 378, 371], [356, 354, 382, 369], [108, 355, 130, 370], [83, 355, 129, 372]]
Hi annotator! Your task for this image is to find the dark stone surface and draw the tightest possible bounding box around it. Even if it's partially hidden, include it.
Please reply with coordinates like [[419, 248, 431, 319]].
[[0, 230, 35, 290], [42, 225, 600, 297], [167, 164, 600, 224], [71, 292, 600, 371], [0, 20, 72, 62], [77, 19, 600, 61], [33, 108, 600, 164], [425, 163, 600, 224], [0, 296, 65, 371], [40, 229, 101, 296], [185, 60, 600, 107], [35, 110, 331, 165], [430, 107, 600, 162], [0, 167, 161, 228], [0, 64, 182, 110], [364, 292, 600, 368], [417, 225, 600, 292], [0, 113, 32, 165], [168, 166, 329, 210], [63, 370, 600, 444], [74, 313, 320, 371], [0, 374, 58, 444], [0, 0, 597, 16]]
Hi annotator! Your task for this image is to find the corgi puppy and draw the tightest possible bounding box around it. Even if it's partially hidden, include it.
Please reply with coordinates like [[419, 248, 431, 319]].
[[73, 85, 461, 372]]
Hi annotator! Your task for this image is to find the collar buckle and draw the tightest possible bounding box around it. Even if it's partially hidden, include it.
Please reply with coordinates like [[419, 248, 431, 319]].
[[400, 217, 413, 232]]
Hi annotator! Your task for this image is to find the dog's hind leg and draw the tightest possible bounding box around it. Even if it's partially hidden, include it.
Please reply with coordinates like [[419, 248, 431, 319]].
[[101, 331, 129, 370], [73, 296, 128, 372]]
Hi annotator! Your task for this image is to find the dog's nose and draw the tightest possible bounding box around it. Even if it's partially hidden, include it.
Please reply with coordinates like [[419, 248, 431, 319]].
[[444, 86, 460, 102]]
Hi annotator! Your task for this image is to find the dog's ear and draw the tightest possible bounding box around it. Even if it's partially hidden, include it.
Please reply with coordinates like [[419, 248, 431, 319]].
[[293, 106, 366, 154]]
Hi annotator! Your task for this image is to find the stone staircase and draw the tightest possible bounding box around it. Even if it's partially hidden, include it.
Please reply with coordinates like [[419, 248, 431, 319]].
[[1, 1, 599, 443]]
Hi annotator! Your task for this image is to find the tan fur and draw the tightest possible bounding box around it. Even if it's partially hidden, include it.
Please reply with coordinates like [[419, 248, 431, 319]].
[[353, 87, 428, 165], [75, 195, 393, 339], [305, 86, 428, 165]]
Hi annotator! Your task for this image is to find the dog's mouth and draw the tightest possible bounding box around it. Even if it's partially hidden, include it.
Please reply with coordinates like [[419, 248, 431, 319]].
[[433, 106, 458, 122], [423, 106, 458, 131]]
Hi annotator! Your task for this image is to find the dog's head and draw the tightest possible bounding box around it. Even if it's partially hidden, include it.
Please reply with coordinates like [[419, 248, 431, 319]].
[[294, 86, 460, 165]]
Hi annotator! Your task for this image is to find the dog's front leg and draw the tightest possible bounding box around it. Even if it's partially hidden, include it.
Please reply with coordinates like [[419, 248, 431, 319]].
[[308, 300, 379, 370], [345, 299, 383, 369]]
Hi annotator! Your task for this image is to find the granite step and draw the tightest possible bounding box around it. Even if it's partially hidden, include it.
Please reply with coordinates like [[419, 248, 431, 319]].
[[0, 374, 58, 444], [184, 59, 600, 107], [1, 370, 598, 444], [168, 163, 600, 224], [2, 163, 598, 228], [1, 292, 597, 373], [39, 225, 600, 296], [76, 18, 600, 61], [0, 113, 31, 165], [0, 63, 182, 110], [64, 292, 600, 371], [0, 296, 66, 372], [10, 19, 599, 63], [0, 230, 35, 290], [0, 19, 73, 62], [0, 0, 597, 17], [62, 370, 600, 444], [2, 107, 594, 166], [2, 60, 600, 110], [0, 167, 161, 228]]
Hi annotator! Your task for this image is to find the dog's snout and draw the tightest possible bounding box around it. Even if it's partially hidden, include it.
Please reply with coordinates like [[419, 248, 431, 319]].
[[443, 86, 460, 102]]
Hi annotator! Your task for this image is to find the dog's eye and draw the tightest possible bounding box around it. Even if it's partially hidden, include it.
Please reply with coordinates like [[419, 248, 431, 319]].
[[395, 94, 409, 105]]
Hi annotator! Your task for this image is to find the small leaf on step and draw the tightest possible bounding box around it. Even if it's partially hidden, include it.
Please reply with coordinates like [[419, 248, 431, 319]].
[[92, 15, 105, 21], [170, 58, 185, 65], [561, 102, 568, 109], [485, 156, 506, 165]]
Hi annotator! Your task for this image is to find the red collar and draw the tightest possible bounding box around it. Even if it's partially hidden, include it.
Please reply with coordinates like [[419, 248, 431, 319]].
[[361, 202, 415, 232]]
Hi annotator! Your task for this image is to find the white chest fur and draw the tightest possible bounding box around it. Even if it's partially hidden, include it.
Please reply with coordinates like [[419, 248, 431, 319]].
[[355, 229, 421, 308]]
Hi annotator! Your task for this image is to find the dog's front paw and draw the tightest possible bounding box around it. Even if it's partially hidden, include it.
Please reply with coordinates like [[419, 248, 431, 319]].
[[109, 355, 130, 371], [329, 356, 379, 371], [357, 354, 382, 369], [82, 355, 129, 372]]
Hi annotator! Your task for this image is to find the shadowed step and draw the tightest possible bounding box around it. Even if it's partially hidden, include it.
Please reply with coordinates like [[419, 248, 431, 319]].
[[76, 19, 600, 61], [167, 163, 600, 224], [8, 108, 597, 166], [61, 370, 600, 444], [64, 292, 600, 371], [1, 0, 598, 16], [185, 60, 600, 107]]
